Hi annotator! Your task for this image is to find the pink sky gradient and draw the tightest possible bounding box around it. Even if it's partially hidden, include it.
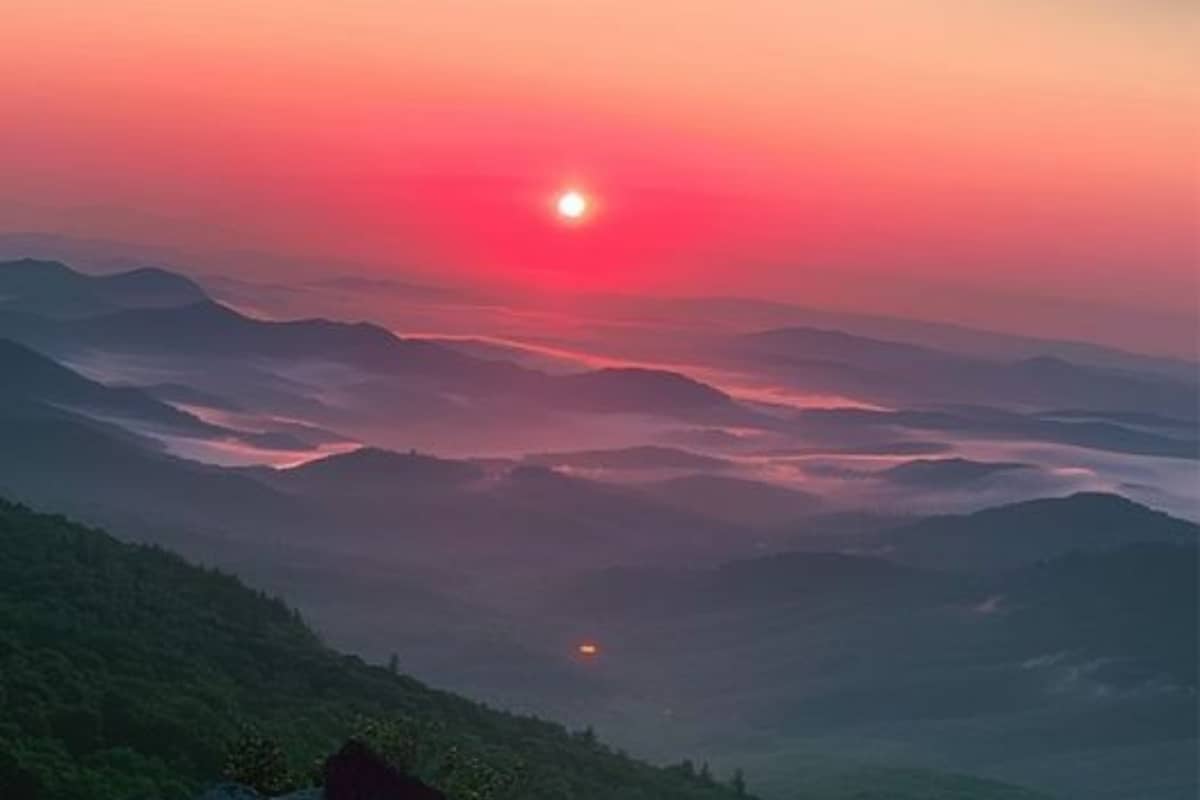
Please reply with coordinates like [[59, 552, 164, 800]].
[[3, 1, 1196, 355]]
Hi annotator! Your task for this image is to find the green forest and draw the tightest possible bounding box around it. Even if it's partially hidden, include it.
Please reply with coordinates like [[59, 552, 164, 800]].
[[0, 498, 751, 800]]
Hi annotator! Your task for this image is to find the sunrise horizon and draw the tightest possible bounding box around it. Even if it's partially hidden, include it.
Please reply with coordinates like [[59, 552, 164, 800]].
[[6, 1, 1197, 358], [1, 5, 1196, 800], [1, 220, 1193, 361]]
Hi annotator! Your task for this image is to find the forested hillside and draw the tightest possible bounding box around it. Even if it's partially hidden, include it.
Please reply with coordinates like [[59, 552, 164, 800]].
[[0, 499, 751, 800]]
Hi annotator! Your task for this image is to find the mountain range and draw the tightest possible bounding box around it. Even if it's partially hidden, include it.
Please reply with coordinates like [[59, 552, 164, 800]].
[[0, 255, 1196, 799]]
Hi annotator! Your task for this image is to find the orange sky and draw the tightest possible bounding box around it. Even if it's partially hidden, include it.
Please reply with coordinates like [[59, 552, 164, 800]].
[[3, 1, 1197, 354]]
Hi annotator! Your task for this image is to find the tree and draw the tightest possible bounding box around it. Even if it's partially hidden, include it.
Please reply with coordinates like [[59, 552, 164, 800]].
[[729, 768, 747, 796], [0, 500, 756, 800], [222, 728, 296, 795], [0, 746, 41, 800]]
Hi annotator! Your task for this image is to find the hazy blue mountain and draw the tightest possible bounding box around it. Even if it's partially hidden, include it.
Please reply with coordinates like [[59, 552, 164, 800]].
[[613, 293, 1197, 380], [1040, 408, 1198, 432], [523, 445, 732, 471], [0, 337, 225, 438], [878, 458, 1036, 487], [1002, 542, 1198, 689], [738, 326, 950, 370], [877, 492, 1198, 570], [1, 254, 1193, 800], [639, 473, 823, 528], [545, 535, 1197, 800], [286, 457, 755, 569], [141, 381, 244, 411], [0, 232, 188, 272], [69, 300, 487, 374], [794, 406, 1199, 460], [0, 390, 758, 577], [0, 337, 336, 455], [559, 550, 940, 619], [430, 335, 587, 373], [542, 367, 733, 414], [0, 272, 746, 423], [279, 447, 486, 493], [448, 464, 751, 568], [0, 257, 207, 317], [0, 404, 315, 544], [726, 326, 1198, 419], [0, 406, 595, 711], [4, 237, 1192, 379], [0, 493, 1068, 800]]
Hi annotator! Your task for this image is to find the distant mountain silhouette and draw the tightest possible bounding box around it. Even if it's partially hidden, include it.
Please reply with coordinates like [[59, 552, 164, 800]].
[[0, 337, 223, 437], [624, 293, 1195, 380], [640, 473, 822, 527], [465, 464, 748, 567], [543, 367, 732, 413], [0, 387, 753, 579], [0, 337, 335, 454], [0, 262, 745, 422], [269, 448, 761, 567], [142, 381, 244, 411], [1008, 542, 1198, 689], [562, 550, 937, 617], [280, 446, 485, 493], [69, 300, 481, 373], [29, 258, 1192, 441], [739, 326, 948, 369], [548, 530, 1197, 800], [1040, 408, 1198, 432], [795, 406, 1199, 460], [523, 445, 732, 471], [879, 492, 1198, 569], [878, 457, 1035, 487], [4, 255, 1192, 800], [0, 406, 321, 558], [0, 257, 207, 317], [727, 325, 1199, 420]]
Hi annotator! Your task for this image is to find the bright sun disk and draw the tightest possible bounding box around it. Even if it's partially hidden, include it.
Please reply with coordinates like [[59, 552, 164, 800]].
[[557, 190, 588, 220]]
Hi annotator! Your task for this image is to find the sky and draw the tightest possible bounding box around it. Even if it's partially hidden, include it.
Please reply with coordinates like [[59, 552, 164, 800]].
[[3, 1, 1197, 355]]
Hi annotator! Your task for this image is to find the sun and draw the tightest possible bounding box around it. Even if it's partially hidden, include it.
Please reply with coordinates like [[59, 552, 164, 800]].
[[556, 189, 589, 221]]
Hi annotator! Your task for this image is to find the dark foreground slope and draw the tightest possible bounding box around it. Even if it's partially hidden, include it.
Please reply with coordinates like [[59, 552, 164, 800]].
[[0, 500, 751, 800]]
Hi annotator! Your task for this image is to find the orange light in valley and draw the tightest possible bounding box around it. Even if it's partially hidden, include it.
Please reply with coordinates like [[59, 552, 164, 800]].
[[577, 642, 600, 657]]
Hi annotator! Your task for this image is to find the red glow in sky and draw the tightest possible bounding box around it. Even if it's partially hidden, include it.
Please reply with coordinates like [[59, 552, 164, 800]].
[[2, 1, 1196, 354]]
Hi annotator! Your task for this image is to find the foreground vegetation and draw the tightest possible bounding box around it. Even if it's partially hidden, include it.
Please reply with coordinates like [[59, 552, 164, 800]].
[[0, 499, 750, 799]]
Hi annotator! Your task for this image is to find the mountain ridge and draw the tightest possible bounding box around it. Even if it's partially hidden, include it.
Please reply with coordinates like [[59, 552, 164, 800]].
[[876, 491, 1198, 569], [0, 257, 208, 317], [0, 498, 759, 800]]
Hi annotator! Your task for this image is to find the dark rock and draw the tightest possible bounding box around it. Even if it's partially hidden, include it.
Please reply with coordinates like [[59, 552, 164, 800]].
[[323, 740, 445, 800]]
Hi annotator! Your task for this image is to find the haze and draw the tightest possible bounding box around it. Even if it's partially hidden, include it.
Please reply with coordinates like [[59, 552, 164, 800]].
[[1, 5, 1198, 800], [3, 1, 1197, 355]]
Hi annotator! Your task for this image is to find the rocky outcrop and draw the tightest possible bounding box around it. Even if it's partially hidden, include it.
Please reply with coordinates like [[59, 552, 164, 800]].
[[199, 740, 445, 800], [322, 740, 446, 800]]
